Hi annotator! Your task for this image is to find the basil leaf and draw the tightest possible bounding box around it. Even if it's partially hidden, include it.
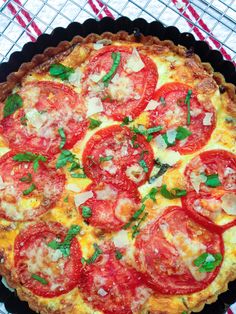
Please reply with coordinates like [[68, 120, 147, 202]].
[[99, 156, 113, 162], [146, 134, 153, 142], [142, 187, 158, 202], [123, 204, 145, 229], [139, 159, 148, 173], [193, 252, 222, 273], [184, 90, 192, 125], [13, 152, 47, 172], [131, 135, 140, 148], [160, 184, 187, 199], [64, 196, 69, 203], [20, 115, 28, 125], [159, 96, 166, 106], [47, 225, 81, 257], [31, 274, 48, 285], [149, 163, 170, 184], [161, 133, 175, 147], [82, 206, 92, 218], [81, 243, 102, 264], [3, 94, 23, 118], [204, 174, 221, 188], [146, 126, 163, 134], [115, 250, 123, 260], [71, 173, 87, 178], [58, 127, 66, 149], [175, 126, 192, 140], [89, 118, 102, 130], [23, 183, 36, 196], [132, 212, 148, 238], [56, 150, 75, 169], [121, 116, 132, 126], [49, 63, 74, 81], [19, 173, 32, 183], [102, 52, 121, 86]]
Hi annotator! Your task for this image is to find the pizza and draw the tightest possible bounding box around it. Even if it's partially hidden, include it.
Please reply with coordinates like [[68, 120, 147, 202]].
[[0, 31, 235, 314]]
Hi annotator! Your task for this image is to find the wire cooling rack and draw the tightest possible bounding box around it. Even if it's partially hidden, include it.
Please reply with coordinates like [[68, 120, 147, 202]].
[[0, 0, 235, 65]]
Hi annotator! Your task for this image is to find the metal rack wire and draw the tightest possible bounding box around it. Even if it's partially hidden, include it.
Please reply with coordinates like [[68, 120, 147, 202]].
[[0, 0, 235, 65]]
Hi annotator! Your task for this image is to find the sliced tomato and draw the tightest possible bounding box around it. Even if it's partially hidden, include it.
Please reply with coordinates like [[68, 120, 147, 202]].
[[78, 182, 141, 231], [148, 82, 216, 154], [0, 81, 88, 156], [83, 125, 154, 188], [0, 151, 65, 221], [134, 206, 224, 294], [82, 46, 158, 121], [80, 243, 151, 314], [14, 222, 82, 298], [183, 150, 236, 230]]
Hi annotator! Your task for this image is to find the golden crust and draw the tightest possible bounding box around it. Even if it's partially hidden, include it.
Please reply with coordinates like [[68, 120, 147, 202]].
[[0, 30, 235, 314]]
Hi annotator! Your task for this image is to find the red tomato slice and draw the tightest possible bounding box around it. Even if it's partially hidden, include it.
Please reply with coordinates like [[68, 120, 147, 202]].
[[134, 206, 223, 294], [83, 125, 154, 188], [0, 81, 88, 156], [80, 243, 151, 314], [78, 182, 141, 231], [183, 150, 236, 230], [14, 222, 82, 298], [0, 151, 65, 221], [148, 82, 216, 154], [82, 46, 158, 121]]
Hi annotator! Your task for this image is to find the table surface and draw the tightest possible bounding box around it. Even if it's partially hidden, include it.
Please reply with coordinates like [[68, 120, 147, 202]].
[[0, 0, 235, 313]]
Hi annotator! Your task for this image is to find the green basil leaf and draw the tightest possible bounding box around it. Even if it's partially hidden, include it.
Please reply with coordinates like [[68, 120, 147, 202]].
[[146, 125, 163, 134], [142, 187, 158, 202], [89, 118, 102, 130], [49, 63, 74, 81], [64, 196, 69, 203], [13, 152, 47, 173], [71, 173, 87, 178], [132, 212, 148, 238], [3, 94, 23, 118], [193, 252, 222, 273], [82, 206, 92, 218], [23, 183, 36, 196], [160, 184, 187, 199], [121, 116, 132, 126], [139, 159, 148, 173], [123, 204, 146, 229], [149, 163, 170, 184], [204, 174, 221, 188], [175, 126, 192, 140], [31, 274, 48, 285], [146, 134, 153, 142], [102, 52, 121, 86], [19, 173, 32, 183], [20, 115, 28, 125], [161, 133, 175, 147], [81, 243, 102, 264], [184, 90, 192, 125], [159, 96, 166, 106], [58, 127, 66, 149], [99, 156, 113, 162], [56, 150, 74, 169], [115, 250, 123, 260]]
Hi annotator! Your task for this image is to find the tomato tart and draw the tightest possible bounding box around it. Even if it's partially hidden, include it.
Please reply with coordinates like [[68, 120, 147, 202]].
[[0, 30, 235, 314]]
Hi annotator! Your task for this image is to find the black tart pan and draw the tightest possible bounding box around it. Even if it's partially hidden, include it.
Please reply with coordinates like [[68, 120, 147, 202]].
[[0, 16, 235, 314]]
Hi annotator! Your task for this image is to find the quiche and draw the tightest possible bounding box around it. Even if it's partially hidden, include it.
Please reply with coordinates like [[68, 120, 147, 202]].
[[0, 31, 235, 314]]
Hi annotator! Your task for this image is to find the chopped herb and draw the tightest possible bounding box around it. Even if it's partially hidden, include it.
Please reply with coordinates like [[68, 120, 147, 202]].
[[64, 195, 69, 203], [47, 225, 81, 257], [139, 150, 148, 160], [89, 118, 102, 130], [149, 163, 170, 184], [160, 184, 187, 199], [142, 187, 158, 203], [13, 152, 47, 172], [81, 206, 92, 218], [193, 252, 222, 273], [146, 134, 153, 142], [115, 250, 123, 260], [69, 161, 81, 172], [58, 127, 66, 149], [204, 173, 221, 188], [139, 159, 148, 173], [101, 95, 113, 102], [161, 133, 174, 147], [184, 90, 192, 125], [19, 173, 32, 183], [81, 243, 102, 264], [31, 274, 48, 285], [20, 115, 28, 126], [99, 156, 113, 162], [146, 126, 163, 134], [175, 126, 192, 140], [102, 52, 121, 86], [23, 183, 36, 196], [71, 173, 87, 178], [132, 212, 148, 238], [131, 135, 140, 148], [121, 116, 132, 126], [123, 204, 146, 229], [159, 96, 166, 106], [131, 125, 162, 143], [56, 150, 75, 169], [182, 312, 188, 314], [49, 63, 74, 81], [3, 93, 23, 118]]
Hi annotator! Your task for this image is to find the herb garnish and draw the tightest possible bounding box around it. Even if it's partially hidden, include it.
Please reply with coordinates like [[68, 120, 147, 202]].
[[160, 184, 187, 199], [19, 173, 32, 183], [149, 159, 170, 184], [99, 156, 113, 162], [58, 127, 66, 149], [204, 173, 221, 188], [56, 150, 86, 178], [20, 115, 28, 126], [89, 118, 102, 130], [131, 124, 162, 142], [162, 126, 192, 147], [121, 116, 132, 126], [49, 63, 74, 81], [131, 135, 140, 148], [160, 96, 166, 106], [3, 93, 23, 118], [64, 195, 69, 203], [23, 183, 36, 196], [102, 52, 121, 86], [115, 250, 123, 260], [81, 206, 92, 218], [185, 90, 192, 125], [142, 187, 158, 202], [13, 152, 47, 172], [47, 225, 81, 257], [193, 252, 222, 273], [31, 274, 48, 285], [81, 243, 102, 264]]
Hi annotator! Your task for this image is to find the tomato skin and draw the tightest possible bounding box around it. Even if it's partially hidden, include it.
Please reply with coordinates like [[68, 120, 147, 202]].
[[0, 81, 88, 157], [78, 182, 141, 232], [0, 150, 65, 221], [82, 46, 158, 121], [14, 222, 82, 298], [83, 125, 154, 188], [134, 206, 224, 295], [148, 82, 216, 154], [183, 149, 236, 230]]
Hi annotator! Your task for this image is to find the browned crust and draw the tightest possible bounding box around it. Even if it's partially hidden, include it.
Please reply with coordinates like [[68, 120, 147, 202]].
[[0, 30, 235, 314]]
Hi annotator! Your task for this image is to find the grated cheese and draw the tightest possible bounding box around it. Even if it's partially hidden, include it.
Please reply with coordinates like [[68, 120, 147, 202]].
[[74, 191, 93, 207]]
